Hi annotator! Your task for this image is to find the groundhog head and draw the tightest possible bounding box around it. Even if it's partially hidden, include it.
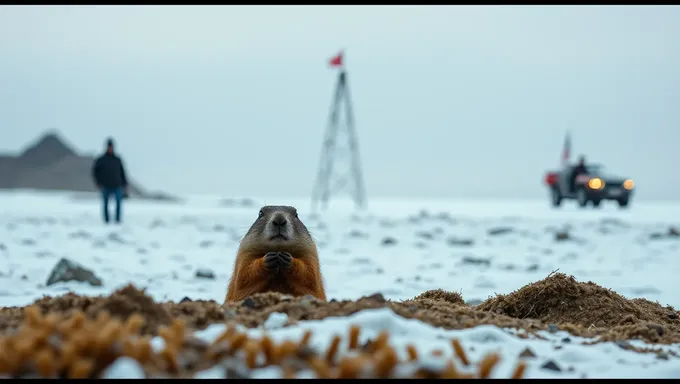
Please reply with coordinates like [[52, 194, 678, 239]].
[[239, 205, 317, 258]]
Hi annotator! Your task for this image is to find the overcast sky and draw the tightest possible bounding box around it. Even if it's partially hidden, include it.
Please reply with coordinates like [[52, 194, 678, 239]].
[[1, 5, 678, 201]]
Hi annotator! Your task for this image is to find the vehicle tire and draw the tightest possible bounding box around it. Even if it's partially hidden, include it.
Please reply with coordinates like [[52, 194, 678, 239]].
[[592, 199, 602, 208], [551, 187, 562, 207], [576, 188, 589, 208], [618, 197, 629, 208]]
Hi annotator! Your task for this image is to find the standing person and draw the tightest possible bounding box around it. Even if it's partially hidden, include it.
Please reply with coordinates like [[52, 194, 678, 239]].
[[92, 138, 129, 224]]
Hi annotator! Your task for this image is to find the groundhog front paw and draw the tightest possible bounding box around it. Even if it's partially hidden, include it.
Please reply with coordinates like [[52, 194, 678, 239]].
[[264, 252, 292, 273]]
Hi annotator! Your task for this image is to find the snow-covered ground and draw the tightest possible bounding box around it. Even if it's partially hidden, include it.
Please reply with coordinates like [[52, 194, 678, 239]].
[[1, 190, 680, 378]]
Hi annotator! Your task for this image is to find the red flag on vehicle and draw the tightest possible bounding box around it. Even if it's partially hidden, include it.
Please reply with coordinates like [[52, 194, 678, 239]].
[[328, 51, 343, 67]]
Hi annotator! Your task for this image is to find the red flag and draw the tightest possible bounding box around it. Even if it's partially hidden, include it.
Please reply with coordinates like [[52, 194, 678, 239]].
[[328, 51, 343, 67]]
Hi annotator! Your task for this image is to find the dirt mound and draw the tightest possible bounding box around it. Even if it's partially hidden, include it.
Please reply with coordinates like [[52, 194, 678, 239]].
[[476, 272, 680, 343], [0, 285, 172, 335], [412, 289, 465, 305], [0, 273, 678, 348]]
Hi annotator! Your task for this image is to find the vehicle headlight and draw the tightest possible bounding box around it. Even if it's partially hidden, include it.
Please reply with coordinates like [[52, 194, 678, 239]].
[[588, 178, 604, 190], [623, 179, 634, 190]]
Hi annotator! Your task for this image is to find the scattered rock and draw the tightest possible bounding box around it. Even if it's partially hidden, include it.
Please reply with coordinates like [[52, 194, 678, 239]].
[[180, 297, 192, 303], [107, 233, 126, 244], [35, 251, 53, 259], [554, 230, 570, 242], [21, 238, 36, 246], [68, 230, 91, 239], [347, 230, 369, 239], [446, 237, 474, 247], [415, 231, 434, 240], [541, 360, 561, 372], [519, 347, 536, 358], [526, 264, 540, 272], [649, 232, 664, 240], [461, 256, 490, 267], [487, 227, 513, 236], [45, 258, 103, 287], [669, 227, 680, 238], [381, 237, 398, 246], [149, 219, 165, 229], [195, 269, 215, 280], [351, 257, 372, 265], [198, 240, 214, 248]]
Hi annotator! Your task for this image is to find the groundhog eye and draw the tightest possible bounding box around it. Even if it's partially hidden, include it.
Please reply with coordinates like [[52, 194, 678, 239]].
[[258, 210, 263, 218]]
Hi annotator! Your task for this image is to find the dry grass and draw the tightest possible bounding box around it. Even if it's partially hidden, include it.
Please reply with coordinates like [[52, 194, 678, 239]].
[[0, 306, 524, 379]]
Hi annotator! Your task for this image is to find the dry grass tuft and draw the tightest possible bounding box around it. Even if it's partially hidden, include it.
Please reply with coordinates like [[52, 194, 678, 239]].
[[0, 307, 525, 378]]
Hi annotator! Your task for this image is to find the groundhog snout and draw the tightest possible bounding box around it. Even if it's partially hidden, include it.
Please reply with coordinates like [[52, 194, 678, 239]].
[[271, 214, 288, 228]]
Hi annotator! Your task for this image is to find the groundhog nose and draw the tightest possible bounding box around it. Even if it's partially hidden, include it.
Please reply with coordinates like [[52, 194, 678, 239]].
[[272, 215, 287, 227]]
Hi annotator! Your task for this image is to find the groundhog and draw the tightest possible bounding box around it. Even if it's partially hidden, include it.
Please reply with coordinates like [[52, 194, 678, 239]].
[[225, 205, 326, 303]]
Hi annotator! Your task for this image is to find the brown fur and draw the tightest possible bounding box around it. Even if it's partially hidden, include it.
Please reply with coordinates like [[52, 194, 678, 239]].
[[225, 206, 326, 303]]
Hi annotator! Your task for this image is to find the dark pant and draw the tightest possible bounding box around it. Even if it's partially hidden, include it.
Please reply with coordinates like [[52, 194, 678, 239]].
[[101, 187, 123, 223]]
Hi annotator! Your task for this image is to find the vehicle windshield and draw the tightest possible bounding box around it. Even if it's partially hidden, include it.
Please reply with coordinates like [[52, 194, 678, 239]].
[[585, 164, 605, 175]]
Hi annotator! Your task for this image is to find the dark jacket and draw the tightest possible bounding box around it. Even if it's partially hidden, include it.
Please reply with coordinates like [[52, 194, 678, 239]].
[[574, 163, 587, 176], [92, 153, 128, 189]]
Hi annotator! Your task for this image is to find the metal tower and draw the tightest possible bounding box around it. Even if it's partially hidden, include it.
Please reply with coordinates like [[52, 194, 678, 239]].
[[311, 51, 367, 212]]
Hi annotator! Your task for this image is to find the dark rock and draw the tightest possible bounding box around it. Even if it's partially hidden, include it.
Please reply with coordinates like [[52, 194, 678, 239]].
[[107, 233, 126, 244], [180, 296, 192, 303], [447, 237, 474, 247], [561, 337, 571, 343], [461, 256, 491, 267], [649, 232, 664, 240], [198, 240, 214, 248], [68, 230, 91, 239], [547, 324, 560, 333], [381, 237, 398, 246], [541, 360, 561, 372], [519, 347, 536, 358], [21, 238, 36, 246], [195, 268, 215, 280], [526, 264, 539, 272], [487, 227, 513, 236], [348, 230, 369, 239], [46, 258, 103, 287], [416, 231, 434, 240], [554, 230, 570, 241], [668, 311, 678, 320], [149, 219, 165, 229]]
